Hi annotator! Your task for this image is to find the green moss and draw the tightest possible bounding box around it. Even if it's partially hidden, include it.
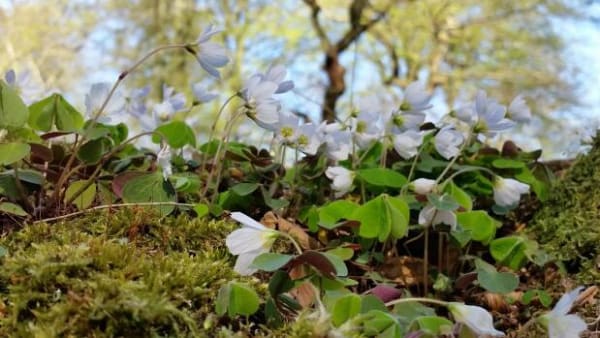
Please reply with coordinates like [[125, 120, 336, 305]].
[[528, 133, 600, 282], [0, 210, 280, 337]]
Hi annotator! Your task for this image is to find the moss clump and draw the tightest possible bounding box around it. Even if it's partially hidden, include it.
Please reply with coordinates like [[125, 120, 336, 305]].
[[528, 133, 600, 282], [0, 210, 279, 337]]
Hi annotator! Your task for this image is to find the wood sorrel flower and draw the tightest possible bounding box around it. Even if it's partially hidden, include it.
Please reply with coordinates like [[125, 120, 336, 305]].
[[507, 95, 531, 123], [448, 302, 505, 337], [325, 166, 355, 198], [400, 81, 433, 114], [393, 129, 424, 159], [242, 74, 280, 130], [411, 178, 437, 195], [434, 127, 464, 159], [194, 25, 229, 78], [156, 144, 173, 180], [418, 204, 457, 230], [538, 287, 587, 338], [226, 212, 279, 275], [492, 177, 529, 207]]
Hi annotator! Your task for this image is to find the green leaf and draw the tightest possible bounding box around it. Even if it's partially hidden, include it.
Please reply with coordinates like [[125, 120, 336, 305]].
[[326, 247, 354, 260], [331, 293, 362, 327], [475, 259, 518, 294], [216, 282, 260, 317], [64, 180, 97, 210], [122, 172, 177, 215], [427, 194, 459, 211], [538, 289, 553, 308], [0, 143, 30, 165], [492, 158, 525, 169], [193, 203, 209, 218], [251, 253, 294, 272], [352, 195, 388, 240], [0, 202, 28, 216], [230, 182, 260, 196], [318, 200, 359, 229], [515, 167, 548, 202], [413, 316, 454, 335], [323, 252, 348, 277], [360, 295, 387, 313], [0, 80, 28, 128], [0, 245, 7, 258], [362, 310, 403, 337], [456, 211, 499, 245], [384, 195, 410, 239], [28, 94, 83, 132], [153, 120, 196, 148], [77, 137, 111, 164], [490, 236, 528, 269], [357, 168, 407, 188], [268, 270, 295, 297], [445, 181, 472, 211]]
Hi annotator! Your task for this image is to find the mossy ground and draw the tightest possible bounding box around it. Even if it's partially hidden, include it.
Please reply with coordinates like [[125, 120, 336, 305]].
[[528, 133, 600, 283], [0, 209, 315, 337]]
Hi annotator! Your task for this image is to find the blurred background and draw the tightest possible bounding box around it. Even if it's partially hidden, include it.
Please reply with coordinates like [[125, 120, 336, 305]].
[[1, 0, 599, 158]]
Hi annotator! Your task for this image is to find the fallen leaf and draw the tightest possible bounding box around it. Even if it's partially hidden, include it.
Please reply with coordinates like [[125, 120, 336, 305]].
[[379, 256, 426, 286]]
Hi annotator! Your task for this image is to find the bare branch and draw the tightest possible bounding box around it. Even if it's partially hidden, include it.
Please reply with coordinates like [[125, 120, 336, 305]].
[[302, 0, 331, 50]]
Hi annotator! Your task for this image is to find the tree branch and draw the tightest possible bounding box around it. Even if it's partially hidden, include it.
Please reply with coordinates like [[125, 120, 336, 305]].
[[303, 0, 331, 50]]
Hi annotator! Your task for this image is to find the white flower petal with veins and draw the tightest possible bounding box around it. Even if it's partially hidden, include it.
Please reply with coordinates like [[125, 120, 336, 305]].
[[539, 287, 587, 338], [448, 303, 505, 337], [493, 177, 529, 207]]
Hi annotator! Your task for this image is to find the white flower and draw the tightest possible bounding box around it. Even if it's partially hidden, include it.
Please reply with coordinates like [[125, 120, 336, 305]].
[[507, 95, 531, 123], [393, 130, 424, 159], [264, 64, 294, 94], [434, 127, 464, 159], [400, 81, 433, 114], [194, 25, 229, 78], [191, 83, 217, 103], [226, 212, 279, 275], [539, 287, 587, 338], [411, 178, 437, 195], [492, 177, 529, 207], [320, 123, 352, 161], [243, 74, 280, 129], [351, 111, 384, 148], [295, 123, 321, 155], [418, 204, 457, 230], [124, 86, 150, 117], [275, 113, 322, 155], [325, 166, 355, 198], [473, 90, 515, 135], [391, 111, 426, 133], [275, 111, 301, 144], [448, 302, 505, 337], [146, 85, 187, 130], [85, 83, 125, 124], [156, 145, 173, 180]]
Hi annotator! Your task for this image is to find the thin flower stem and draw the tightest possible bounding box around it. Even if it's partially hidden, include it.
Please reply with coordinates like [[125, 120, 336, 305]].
[[401, 144, 425, 195], [64, 131, 163, 206], [435, 131, 473, 185], [33, 201, 197, 224], [279, 232, 303, 255], [439, 166, 496, 191], [55, 43, 192, 205], [423, 227, 430, 295], [199, 93, 239, 169], [384, 297, 449, 308], [204, 109, 245, 202]]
